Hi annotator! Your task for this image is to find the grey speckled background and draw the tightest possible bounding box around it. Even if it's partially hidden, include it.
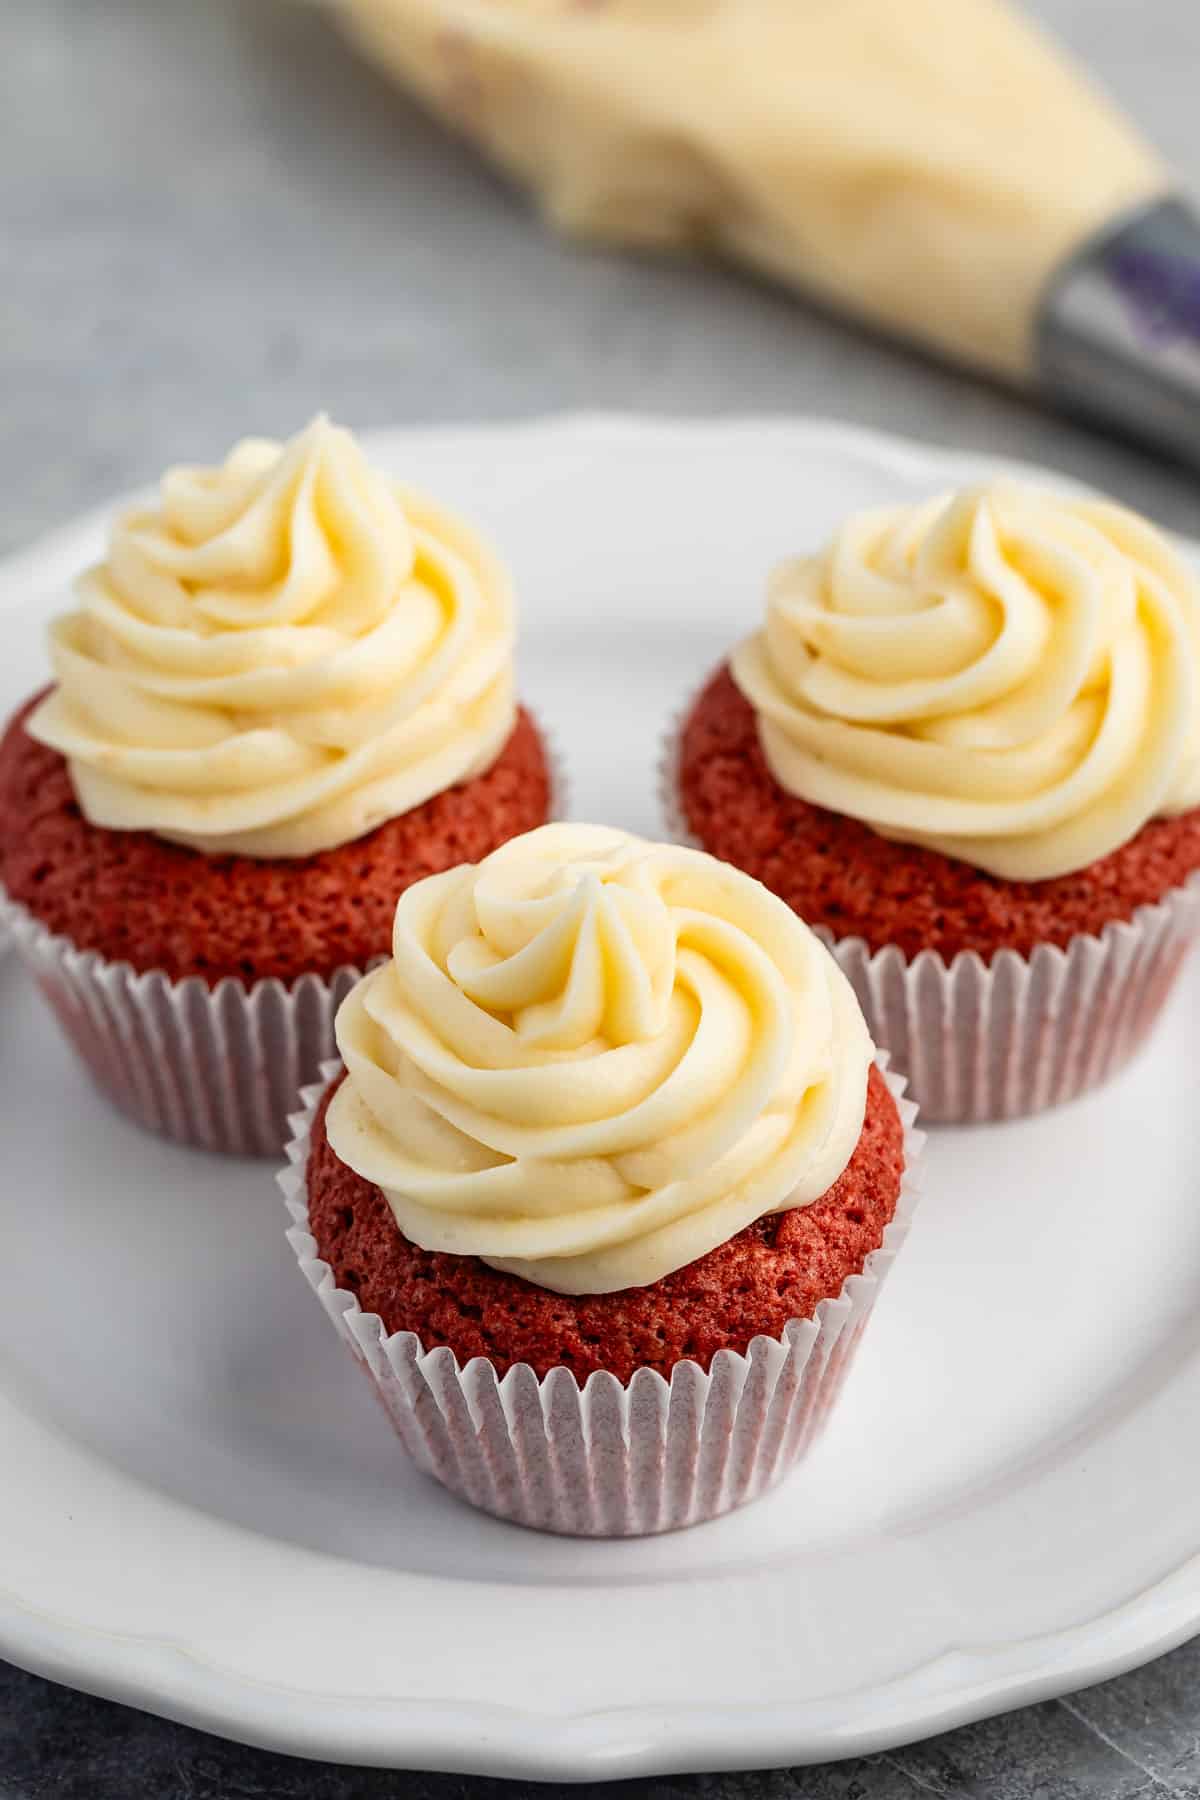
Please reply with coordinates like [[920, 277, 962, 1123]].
[[3, 1, 1200, 1795]]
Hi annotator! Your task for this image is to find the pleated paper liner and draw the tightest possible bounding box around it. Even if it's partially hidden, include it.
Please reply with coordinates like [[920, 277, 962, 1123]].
[[0, 723, 569, 1156], [280, 1057, 924, 1538], [658, 700, 1200, 1123], [0, 889, 366, 1156]]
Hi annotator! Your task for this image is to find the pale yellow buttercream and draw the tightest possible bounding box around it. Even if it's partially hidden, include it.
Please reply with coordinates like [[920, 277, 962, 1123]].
[[732, 485, 1200, 883], [28, 417, 516, 858], [344, 0, 1165, 377], [326, 824, 874, 1295]]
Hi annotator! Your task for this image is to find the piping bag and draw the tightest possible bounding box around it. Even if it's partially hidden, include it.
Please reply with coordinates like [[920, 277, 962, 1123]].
[[340, 0, 1200, 465]]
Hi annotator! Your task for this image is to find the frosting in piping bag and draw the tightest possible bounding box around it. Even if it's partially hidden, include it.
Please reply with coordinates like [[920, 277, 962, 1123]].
[[732, 484, 1200, 883], [326, 824, 874, 1295], [343, 0, 1165, 378], [28, 417, 516, 858]]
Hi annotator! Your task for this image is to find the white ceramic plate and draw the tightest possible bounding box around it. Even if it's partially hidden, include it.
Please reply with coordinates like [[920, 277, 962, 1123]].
[[0, 416, 1198, 1782]]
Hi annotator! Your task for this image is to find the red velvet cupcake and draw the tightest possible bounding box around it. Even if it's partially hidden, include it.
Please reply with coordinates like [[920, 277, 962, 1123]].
[[281, 825, 922, 1536], [0, 418, 560, 1153], [666, 484, 1200, 1121]]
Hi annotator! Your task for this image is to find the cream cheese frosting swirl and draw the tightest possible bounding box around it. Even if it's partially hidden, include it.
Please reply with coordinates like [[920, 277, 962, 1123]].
[[326, 824, 874, 1295], [732, 484, 1200, 882], [28, 416, 516, 858]]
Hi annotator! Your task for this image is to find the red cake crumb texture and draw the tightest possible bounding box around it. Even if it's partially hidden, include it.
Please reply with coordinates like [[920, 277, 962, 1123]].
[[305, 1063, 904, 1384], [678, 665, 1200, 963], [0, 692, 553, 986]]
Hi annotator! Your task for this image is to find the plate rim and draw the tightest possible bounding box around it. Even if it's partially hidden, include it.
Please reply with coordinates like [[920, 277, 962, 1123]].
[[5, 408, 1193, 600], [2, 410, 1199, 1779], [2, 1556, 1199, 1781]]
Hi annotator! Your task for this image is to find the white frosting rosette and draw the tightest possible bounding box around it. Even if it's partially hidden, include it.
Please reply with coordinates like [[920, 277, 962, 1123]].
[[28, 415, 517, 858], [732, 484, 1200, 881], [326, 823, 873, 1294]]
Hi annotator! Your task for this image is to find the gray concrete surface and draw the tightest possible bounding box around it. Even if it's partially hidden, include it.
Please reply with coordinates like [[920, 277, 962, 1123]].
[[3, 0, 1199, 1794]]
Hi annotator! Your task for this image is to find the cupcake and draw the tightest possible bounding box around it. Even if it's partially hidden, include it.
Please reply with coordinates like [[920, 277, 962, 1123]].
[[281, 824, 921, 1537], [668, 483, 1200, 1121], [0, 417, 558, 1154]]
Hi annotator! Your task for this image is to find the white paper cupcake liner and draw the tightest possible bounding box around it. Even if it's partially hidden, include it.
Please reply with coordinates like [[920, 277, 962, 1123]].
[[0, 722, 569, 1157], [659, 701, 1200, 1124], [279, 1057, 923, 1538], [0, 885, 372, 1157]]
